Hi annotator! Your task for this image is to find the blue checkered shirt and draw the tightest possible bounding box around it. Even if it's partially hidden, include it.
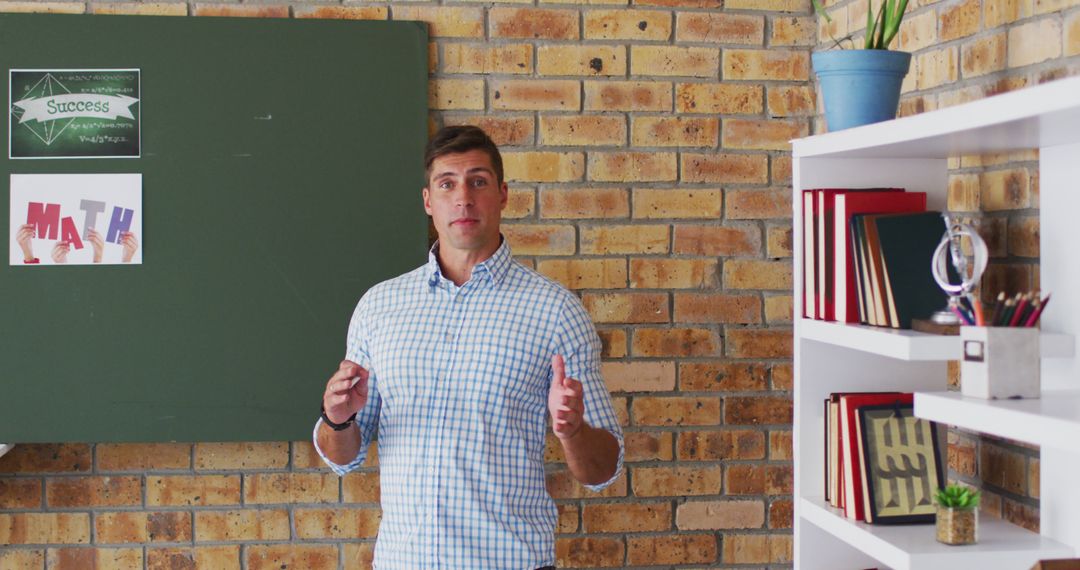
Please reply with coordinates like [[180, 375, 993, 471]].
[[314, 239, 624, 569]]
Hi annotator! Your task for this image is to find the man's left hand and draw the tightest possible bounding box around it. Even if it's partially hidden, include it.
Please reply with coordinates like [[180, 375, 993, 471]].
[[548, 354, 584, 440]]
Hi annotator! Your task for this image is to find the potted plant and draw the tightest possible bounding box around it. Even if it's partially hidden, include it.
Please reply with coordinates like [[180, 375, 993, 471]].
[[934, 484, 980, 545], [811, 0, 912, 130]]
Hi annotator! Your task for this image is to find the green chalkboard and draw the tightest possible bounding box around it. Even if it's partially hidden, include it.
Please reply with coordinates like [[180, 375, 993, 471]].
[[0, 14, 430, 442]]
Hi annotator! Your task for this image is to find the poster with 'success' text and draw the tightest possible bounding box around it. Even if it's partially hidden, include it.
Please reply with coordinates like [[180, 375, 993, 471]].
[[9, 173, 142, 266]]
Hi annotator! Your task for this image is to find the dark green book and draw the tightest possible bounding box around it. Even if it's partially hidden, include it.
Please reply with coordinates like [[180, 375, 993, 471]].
[[850, 214, 868, 324], [872, 212, 951, 329]]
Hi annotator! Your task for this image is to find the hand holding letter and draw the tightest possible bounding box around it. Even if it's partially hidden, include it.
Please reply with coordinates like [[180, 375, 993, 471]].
[[120, 231, 138, 263], [88, 228, 105, 263], [548, 354, 585, 441], [16, 224, 35, 262], [51, 241, 70, 264]]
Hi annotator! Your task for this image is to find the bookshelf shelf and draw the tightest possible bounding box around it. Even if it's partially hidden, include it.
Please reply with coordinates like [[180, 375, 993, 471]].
[[916, 391, 1080, 451], [800, 497, 1073, 570], [800, 319, 1076, 361], [794, 75, 1080, 569]]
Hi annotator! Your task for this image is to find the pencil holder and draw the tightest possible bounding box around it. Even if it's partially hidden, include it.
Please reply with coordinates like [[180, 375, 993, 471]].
[[960, 326, 1040, 399]]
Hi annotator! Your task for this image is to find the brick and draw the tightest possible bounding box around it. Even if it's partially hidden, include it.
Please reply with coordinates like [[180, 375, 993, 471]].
[[91, 3, 187, 15], [725, 396, 793, 424], [629, 258, 718, 289], [343, 471, 381, 504], [679, 362, 768, 391], [555, 537, 625, 568], [676, 82, 763, 114], [676, 13, 764, 44], [980, 443, 1027, 495], [0, 513, 89, 544], [726, 328, 792, 359], [580, 225, 669, 254], [584, 9, 672, 40], [583, 503, 671, 532], [96, 512, 191, 544], [443, 116, 535, 147], [897, 9, 939, 52], [557, 504, 579, 534], [770, 498, 794, 528], [46, 476, 141, 508], [490, 7, 578, 39], [46, 548, 141, 570], [0, 444, 90, 474], [626, 534, 717, 565], [770, 15, 816, 45], [1008, 217, 1039, 258], [630, 117, 718, 147], [728, 534, 793, 563], [771, 364, 793, 391], [295, 508, 381, 540], [601, 361, 676, 392], [727, 0, 809, 9], [767, 226, 794, 258], [764, 294, 793, 323], [194, 509, 289, 542], [677, 500, 764, 530], [1030, 458, 1041, 499], [947, 173, 981, 211], [981, 263, 1036, 299], [981, 168, 1030, 210], [634, 188, 722, 218], [632, 396, 721, 426], [1010, 19, 1063, 68], [948, 434, 978, 477], [244, 473, 338, 504], [636, 0, 720, 6], [631, 46, 720, 77], [673, 224, 760, 256], [632, 328, 719, 357], [147, 475, 240, 507], [726, 464, 767, 494], [584, 80, 673, 111], [723, 118, 806, 151], [985, 0, 1032, 27], [503, 152, 585, 182], [632, 466, 722, 497], [547, 469, 628, 498], [538, 258, 627, 289], [773, 155, 793, 184], [503, 224, 577, 255], [724, 49, 809, 80], [940, 0, 980, 41], [1034, 0, 1073, 14], [898, 95, 938, 118], [246, 546, 338, 570], [1067, 11, 1080, 57], [293, 6, 387, 19], [0, 550, 43, 569], [767, 85, 815, 116], [96, 443, 190, 472], [724, 259, 791, 290], [538, 45, 627, 76], [612, 397, 630, 426], [392, 6, 484, 38], [539, 116, 627, 147], [1004, 499, 1039, 532], [682, 153, 769, 184], [192, 5, 288, 18], [624, 431, 674, 461], [725, 189, 790, 219], [540, 186, 629, 220], [0, 478, 41, 509], [677, 430, 767, 461], [599, 329, 628, 358], [589, 152, 677, 182], [492, 79, 580, 111], [916, 46, 959, 90], [584, 292, 669, 323], [429, 79, 485, 111], [147, 546, 241, 570], [195, 442, 287, 470], [674, 293, 761, 324], [442, 44, 532, 74]]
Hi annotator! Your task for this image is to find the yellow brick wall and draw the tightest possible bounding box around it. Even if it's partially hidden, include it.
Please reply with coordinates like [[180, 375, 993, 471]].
[[817, 0, 1080, 536]]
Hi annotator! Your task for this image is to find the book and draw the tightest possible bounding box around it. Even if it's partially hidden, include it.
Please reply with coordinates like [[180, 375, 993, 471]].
[[851, 214, 869, 324], [804, 190, 818, 319], [856, 402, 943, 524], [873, 212, 951, 329], [833, 191, 924, 323], [861, 214, 891, 326], [840, 392, 910, 521]]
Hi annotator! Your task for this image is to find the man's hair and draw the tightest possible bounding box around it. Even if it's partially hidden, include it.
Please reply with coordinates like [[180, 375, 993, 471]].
[[424, 125, 504, 187]]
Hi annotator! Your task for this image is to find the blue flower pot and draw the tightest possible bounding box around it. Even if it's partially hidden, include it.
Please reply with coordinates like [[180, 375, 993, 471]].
[[812, 50, 912, 131]]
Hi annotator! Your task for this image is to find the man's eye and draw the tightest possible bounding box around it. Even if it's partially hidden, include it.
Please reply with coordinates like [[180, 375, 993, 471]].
[[472, 178, 488, 187], [439, 181, 453, 190]]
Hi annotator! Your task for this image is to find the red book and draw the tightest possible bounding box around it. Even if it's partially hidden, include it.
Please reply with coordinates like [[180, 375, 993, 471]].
[[840, 392, 912, 521], [833, 191, 924, 323], [804, 190, 818, 319], [816, 190, 845, 321]]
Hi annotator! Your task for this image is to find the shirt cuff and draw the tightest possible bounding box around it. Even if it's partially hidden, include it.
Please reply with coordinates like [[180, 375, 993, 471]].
[[311, 418, 365, 476]]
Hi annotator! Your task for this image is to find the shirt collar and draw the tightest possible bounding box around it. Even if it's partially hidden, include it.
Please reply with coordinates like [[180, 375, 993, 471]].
[[426, 236, 513, 288]]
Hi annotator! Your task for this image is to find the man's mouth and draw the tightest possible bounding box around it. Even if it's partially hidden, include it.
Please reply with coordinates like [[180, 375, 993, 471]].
[[451, 218, 479, 226]]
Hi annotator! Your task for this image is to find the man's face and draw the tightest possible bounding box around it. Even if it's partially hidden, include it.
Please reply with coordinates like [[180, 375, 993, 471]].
[[423, 149, 508, 256]]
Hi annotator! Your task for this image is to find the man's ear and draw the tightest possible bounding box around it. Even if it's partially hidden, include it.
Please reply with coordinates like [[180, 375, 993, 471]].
[[499, 182, 509, 210], [422, 187, 432, 216]]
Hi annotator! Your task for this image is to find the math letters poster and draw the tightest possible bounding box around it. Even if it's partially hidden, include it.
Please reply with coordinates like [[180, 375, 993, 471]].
[[9, 69, 140, 159], [9, 173, 142, 266]]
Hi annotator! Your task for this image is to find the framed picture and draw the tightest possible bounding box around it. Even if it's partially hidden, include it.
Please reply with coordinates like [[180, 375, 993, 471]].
[[857, 403, 943, 524]]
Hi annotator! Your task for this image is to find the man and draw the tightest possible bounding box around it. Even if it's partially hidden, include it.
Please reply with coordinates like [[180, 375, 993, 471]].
[[314, 125, 624, 569]]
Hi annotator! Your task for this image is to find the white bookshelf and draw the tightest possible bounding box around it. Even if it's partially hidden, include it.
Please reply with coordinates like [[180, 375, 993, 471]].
[[793, 76, 1080, 569]]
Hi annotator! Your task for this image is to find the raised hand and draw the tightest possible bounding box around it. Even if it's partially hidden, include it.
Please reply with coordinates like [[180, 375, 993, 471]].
[[15, 224, 35, 261], [120, 231, 139, 263], [548, 354, 585, 440], [322, 360, 370, 425], [87, 228, 105, 263], [51, 241, 70, 264]]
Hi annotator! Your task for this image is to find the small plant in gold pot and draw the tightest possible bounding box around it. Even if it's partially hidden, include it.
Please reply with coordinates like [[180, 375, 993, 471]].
[[935, 484, 980, 545]]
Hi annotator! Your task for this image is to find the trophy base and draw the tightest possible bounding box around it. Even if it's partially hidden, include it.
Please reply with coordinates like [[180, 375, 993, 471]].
[[912, 317, 960, 336]]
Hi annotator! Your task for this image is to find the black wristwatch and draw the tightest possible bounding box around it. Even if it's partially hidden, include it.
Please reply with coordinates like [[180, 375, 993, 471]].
[[320, 405, 357, 431]]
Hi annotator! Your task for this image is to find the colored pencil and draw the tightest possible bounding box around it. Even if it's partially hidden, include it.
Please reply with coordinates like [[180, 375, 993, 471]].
[[971, 295, 986, 326], [1025, 293, 1051, 327], [1009, 293, 1031, 327], [988, 292, 1005, 326], [996, 298, 1015, 327], [950, 304, 974, 325]]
